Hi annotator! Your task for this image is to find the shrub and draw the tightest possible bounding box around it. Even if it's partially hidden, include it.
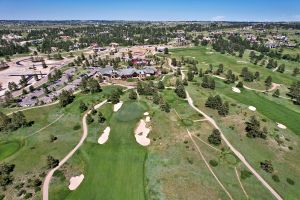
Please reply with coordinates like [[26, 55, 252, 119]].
[[209, 159, 218, 167], [73, 124, 81, 130], [208, 129, 221, 146], [260, 160, 274, 173], [24, 193, 32, 199], [286, 178, 295, 185], [240, 170, 252, 180], [272, 175, 280, 182]]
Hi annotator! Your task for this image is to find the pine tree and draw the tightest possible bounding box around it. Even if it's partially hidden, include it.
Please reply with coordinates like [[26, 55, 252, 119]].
[[175, 83, 186, 98], [208, 129, 222, 146], [129, 90, 137, 100], [137, 81, 144, 95], [157, 81, 165, 90], [79, 101, 88, 112], [272, 89, 280, 98], [265, 76, 273, 89], [86, 114, 94, 124], [153, 92, 161, 105], [236, 81, 243, 88], [187, 70, 194, 81]]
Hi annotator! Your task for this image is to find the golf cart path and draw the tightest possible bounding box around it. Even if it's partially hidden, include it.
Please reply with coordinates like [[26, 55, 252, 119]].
[[167, 58, 282, 200], [211, 75, 280, 92], [42, 99, 107, 200], [185, 91, 282, 200]]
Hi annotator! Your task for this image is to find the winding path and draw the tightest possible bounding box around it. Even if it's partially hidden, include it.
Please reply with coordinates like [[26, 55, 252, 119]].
[[211, 75, 280, 93], [42, 99, 107, 200], [185, 91, 282, 200], [167, 58, 282, 200]]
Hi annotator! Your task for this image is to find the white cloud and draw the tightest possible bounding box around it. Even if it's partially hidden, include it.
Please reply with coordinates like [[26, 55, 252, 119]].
[[212, 16, 226, 21]]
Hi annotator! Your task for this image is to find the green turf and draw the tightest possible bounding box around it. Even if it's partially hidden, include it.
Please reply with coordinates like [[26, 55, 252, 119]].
[[50, 101, 148, 200], [170, 46, 299, 85], [0, 141, 22, 161], [217, 82, 300, 135]]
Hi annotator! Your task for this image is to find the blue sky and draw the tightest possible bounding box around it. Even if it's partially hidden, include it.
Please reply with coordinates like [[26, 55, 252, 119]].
[[0, 0, 300, 21]]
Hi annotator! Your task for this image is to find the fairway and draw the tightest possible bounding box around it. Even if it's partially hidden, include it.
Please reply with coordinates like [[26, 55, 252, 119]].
[[218, 84, 300, 135], [51, 101, 148, 200]]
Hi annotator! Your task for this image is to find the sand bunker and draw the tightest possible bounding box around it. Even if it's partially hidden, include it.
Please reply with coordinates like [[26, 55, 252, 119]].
[[206, 52, 214, 54], [232, 87, 241, 93], [237, 61, 249, 64], [277, 123, 287, 129], [68, 174, 84, 190], [144, 112, 149, 116], [248, 106, 256, 111], [113, 101, 123, 112], [135, 119, 151, 146], [98, 127, 111, 144], [146, 116, 151, 122]]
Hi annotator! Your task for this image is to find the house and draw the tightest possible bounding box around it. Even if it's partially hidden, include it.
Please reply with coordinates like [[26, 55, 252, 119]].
[[157, 46, 167, 52], [96, 66, 158, 80]]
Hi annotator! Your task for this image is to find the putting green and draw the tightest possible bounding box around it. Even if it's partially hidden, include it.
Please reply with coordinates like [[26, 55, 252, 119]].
[[0, 141, 22, 161]]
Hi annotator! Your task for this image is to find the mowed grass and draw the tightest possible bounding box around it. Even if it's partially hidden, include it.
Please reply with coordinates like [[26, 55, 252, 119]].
[[0, 141, 22, 161], [185, 78, 300, 199], [0, 86, 119, 199], [50, 101, 148, 200], [214, 80, 300, 135], [170, 46, 299, 85]]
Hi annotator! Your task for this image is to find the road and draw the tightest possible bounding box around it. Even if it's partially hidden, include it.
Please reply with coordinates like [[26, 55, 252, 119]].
[[42, 99, 107, 200]]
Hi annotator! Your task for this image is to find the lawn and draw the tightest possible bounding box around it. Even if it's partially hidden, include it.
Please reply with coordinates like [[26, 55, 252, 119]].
[[215, 81, 300, 135], [170, 46, 299, 86], [0, 140, 22, 161], [184, 77, 300, 199], [0, 86, 118, 199], [50, 101, 148, 200]]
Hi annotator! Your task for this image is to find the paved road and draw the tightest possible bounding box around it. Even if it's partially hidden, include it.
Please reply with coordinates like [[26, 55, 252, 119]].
[[42, 99, 107, 200]]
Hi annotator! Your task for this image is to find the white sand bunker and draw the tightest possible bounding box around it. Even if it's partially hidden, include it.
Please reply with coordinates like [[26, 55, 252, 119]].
[[206, 52, 214, 54], [248, 106, 256, 111], [98, 127, 111, 144], [237, 61, 249, 64], [113, 101, 123, 112], [146, 116, 151, 122], [135, 119, 151, 146], [144, 112, 149, 116], [68, 174, 84, 190], [277, 123, 287, 129], [232, 87, 241, 93]]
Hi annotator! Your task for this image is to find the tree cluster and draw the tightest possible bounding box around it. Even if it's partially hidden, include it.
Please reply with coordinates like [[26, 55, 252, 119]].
[[201, 75, 215, 89], [205, 95, 229, 116], [0, 111, 29, 132], [208, 129, 222, 146], [58, 90, 75, 107], [245, 116, 267, 139]]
